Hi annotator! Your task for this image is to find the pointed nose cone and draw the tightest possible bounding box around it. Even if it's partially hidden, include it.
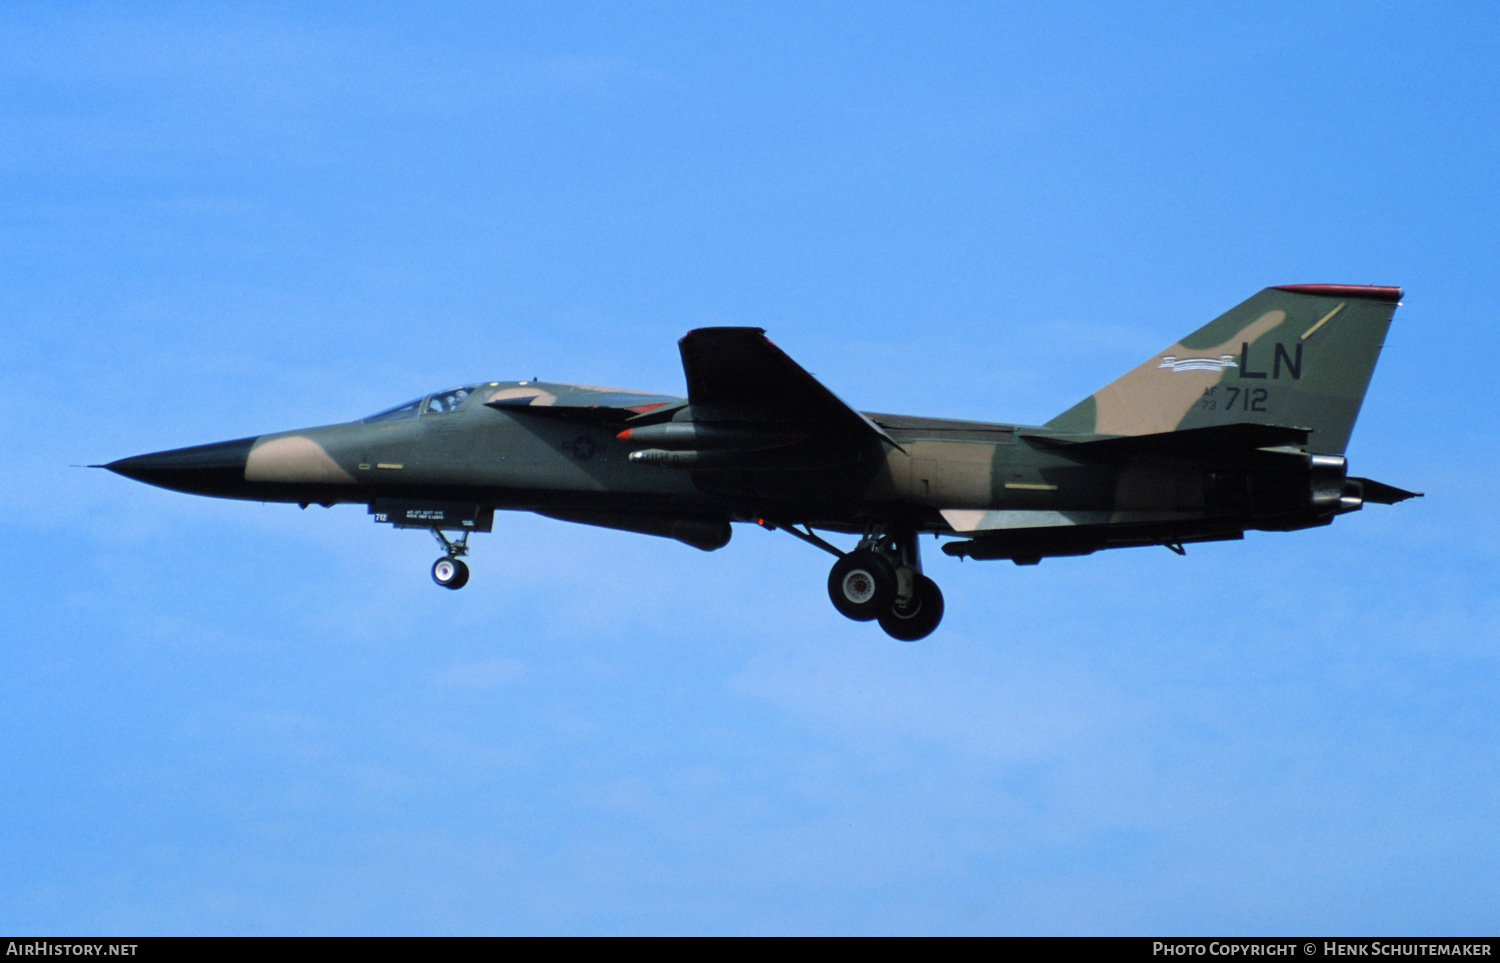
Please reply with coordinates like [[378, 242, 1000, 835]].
[[104, 436, 259, 496]]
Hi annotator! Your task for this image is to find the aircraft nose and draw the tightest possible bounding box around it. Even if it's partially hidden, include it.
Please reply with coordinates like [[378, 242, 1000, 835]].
[[102, 437, 259, 495]]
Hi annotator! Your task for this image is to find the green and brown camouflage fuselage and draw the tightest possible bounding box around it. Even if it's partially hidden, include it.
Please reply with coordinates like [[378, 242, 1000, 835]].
[[104, 284, 1418, 635]]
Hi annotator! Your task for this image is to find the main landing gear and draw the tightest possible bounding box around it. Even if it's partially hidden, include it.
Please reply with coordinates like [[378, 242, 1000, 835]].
[[876, 573, 944, 642], [430, 528, 470, 590], [775, 522, 944, 640], [827, 529, 944, 641]]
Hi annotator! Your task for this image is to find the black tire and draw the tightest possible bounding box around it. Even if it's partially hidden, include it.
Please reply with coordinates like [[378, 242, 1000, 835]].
[[432, 557, 469, 590], [878, 574, 944, 641], [827, 550, 897, 621]]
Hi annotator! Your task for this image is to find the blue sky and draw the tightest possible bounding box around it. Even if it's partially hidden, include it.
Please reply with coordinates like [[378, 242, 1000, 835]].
[[1, 2, 1496, 935]]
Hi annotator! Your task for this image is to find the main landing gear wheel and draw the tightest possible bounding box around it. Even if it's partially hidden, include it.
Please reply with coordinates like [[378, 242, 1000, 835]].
[[828, 549, 897, 621], [431, 556, 469, 590], [878, 574, 944, 641]]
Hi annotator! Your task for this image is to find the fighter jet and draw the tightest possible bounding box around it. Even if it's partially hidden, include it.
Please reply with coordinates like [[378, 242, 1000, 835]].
[[103, 284, 1419, 640]]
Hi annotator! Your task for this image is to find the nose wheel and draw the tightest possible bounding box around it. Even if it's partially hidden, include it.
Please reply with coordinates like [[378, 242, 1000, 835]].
[[432, 556, 470, 589], [429, 527, 471, 590]]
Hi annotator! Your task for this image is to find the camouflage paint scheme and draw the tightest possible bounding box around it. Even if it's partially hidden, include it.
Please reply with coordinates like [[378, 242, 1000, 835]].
[[104, 284, 1418, 635]]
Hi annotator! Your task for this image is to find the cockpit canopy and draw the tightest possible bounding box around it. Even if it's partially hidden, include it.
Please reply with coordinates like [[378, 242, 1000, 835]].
[[424, 388, 470, 414], [363, 398, 422, 423], [362, 386, 473, 423], [362, 381, 686, 424]]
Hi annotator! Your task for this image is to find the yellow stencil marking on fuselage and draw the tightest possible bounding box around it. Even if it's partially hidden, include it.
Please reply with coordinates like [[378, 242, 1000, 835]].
[[1004, 482, 1058, 491]]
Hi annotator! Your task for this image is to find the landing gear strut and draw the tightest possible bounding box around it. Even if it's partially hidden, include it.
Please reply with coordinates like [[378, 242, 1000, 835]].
[[430, 528, 470, 590], [823, 525, 945, 640], [761, 519, 948, 640]]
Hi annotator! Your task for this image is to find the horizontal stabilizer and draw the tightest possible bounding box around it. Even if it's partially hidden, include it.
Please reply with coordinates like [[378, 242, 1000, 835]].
[[1034, 422, 1310, 457], [1350, 477, 1423, 505]]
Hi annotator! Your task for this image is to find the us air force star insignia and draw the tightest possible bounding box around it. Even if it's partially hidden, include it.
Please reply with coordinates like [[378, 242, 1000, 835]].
[[569, 436, 597, 460], [1158, 354, 1238, 373]]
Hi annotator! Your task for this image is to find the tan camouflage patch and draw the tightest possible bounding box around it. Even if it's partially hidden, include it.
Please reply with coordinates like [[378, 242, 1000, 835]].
[[245, 436, 356, 484], [484, 386, 559, 406], [1092, 309, 1286, 436], [940, 509, 1203, 532], [909, 441, 995, 507]]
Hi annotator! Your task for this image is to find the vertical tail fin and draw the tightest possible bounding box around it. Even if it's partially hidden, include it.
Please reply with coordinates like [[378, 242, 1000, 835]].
[[1045, 284, 1402, 454]]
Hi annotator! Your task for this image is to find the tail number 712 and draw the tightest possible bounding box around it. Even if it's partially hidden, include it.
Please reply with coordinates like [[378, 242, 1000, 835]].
[[1224, 386, 1268, 412]]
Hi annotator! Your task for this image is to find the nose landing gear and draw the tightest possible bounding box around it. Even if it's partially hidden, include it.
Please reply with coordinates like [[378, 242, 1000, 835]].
[[432, 556, 469, 589], [430, 528, 471, 591]]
